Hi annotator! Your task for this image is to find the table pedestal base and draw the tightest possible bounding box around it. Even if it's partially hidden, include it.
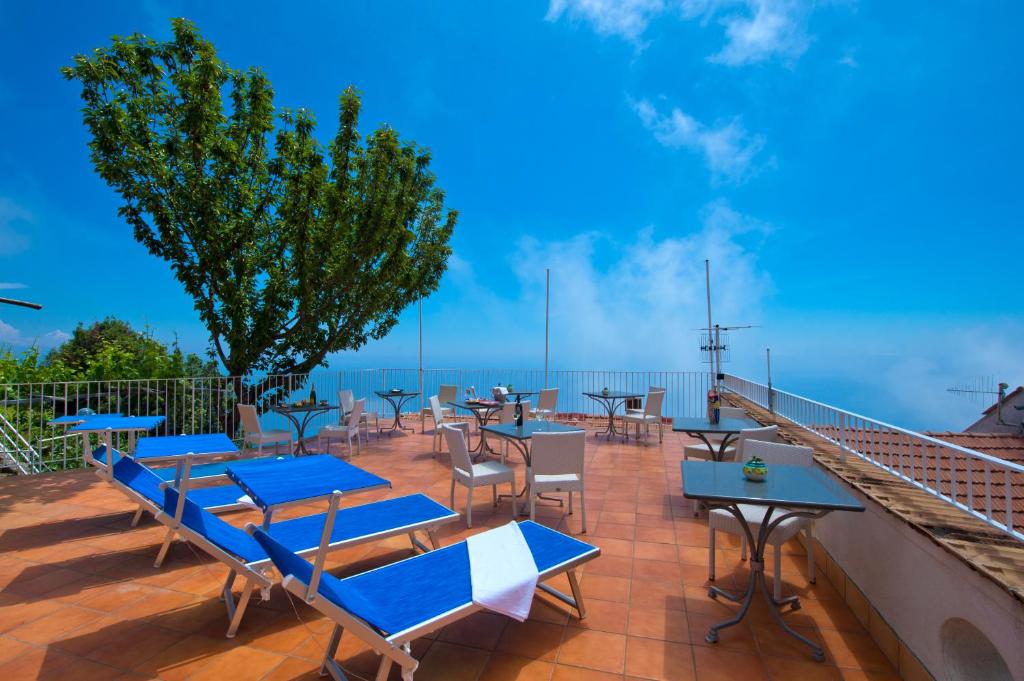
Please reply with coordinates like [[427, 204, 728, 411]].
[[703, 503, 829, 662]]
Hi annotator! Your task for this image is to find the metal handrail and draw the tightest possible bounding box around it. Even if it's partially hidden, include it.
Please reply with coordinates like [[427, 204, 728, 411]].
[[723, 374, 1023, 541], [0, 411, 45, 474]]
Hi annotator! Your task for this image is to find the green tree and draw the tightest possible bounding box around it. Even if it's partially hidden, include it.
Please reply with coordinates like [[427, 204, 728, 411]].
[[62, 19, 456, 389], [45, 317, 217, 380]]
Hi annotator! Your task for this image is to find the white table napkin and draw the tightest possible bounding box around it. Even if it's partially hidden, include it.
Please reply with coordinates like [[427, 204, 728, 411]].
[[466, 521, 539, 621]]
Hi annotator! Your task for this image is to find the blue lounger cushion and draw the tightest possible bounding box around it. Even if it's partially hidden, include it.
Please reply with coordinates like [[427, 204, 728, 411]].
[[252, 520, 597, 636], [162, 489, 457, 567], [164, 487, 266, 563], [112, 455, 247, 511], [147, 455, 296, 482], [96, 444, 293, 482]]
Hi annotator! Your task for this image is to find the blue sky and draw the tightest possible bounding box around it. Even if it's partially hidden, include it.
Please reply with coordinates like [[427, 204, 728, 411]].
[[0, 1, 1021, 430]]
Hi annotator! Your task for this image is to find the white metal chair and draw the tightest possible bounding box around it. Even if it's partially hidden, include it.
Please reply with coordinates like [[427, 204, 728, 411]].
[[622, 389, 665, 442], [684, 424, 778, 462], [238, 404, 294, 455], [701, 406, 748, 444], [530, 388, 559, 420], [340, 389, 378, 441], [422, 384, 457, 432], [527, 430, 587, 533], [442, 424, 516, 528], [495, 400, 530, 461], [626, 386, 666, 414], [428, 395, 459, 455], [708, 440, 817, 600], [320, 398, 363, 458]]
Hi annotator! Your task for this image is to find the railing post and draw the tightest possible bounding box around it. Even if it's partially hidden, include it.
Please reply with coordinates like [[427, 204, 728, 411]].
[[838, 412, 847, 463]]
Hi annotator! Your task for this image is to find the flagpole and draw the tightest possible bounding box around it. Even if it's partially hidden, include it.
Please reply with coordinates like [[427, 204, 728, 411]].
[[418, 298, 424, 422], [544, 268, 550, 387]]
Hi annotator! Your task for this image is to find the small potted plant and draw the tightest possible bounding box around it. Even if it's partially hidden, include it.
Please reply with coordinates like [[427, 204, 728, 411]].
[[743, 455, 768, 482], [601, 387, 609, 396]]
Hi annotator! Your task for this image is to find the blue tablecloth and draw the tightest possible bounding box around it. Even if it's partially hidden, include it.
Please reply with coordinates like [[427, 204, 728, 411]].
[[134, 433, 238, 461], [226, 454, 390, 510], [49, 412, 122, 425], [68, 415, 166, 432]]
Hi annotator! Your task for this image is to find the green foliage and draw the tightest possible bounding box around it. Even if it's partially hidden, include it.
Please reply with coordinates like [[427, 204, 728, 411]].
[[0, 346, 74, 385], [1, 320, 220, 470], [62, 19, 457, 382], [45, 317, 217, 380]]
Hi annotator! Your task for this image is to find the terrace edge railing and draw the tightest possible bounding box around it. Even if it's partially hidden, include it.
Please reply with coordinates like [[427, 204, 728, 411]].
[[723, 374, 1024, 541], [1, 369, 712, 473]]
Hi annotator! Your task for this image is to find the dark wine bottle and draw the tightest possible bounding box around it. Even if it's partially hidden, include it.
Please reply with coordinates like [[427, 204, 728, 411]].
[[310, 385, 317, 405], [514, 394, 523, 427]]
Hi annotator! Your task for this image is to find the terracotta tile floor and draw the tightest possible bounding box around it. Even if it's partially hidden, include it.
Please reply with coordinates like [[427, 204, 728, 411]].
[[0, 422, 899, 680]]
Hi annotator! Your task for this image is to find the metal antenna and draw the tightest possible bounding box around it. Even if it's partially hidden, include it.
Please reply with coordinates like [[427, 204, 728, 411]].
[[947, 377, 1005, 403], [701, 260, 758, 387], [948, 377, 1012, 426]]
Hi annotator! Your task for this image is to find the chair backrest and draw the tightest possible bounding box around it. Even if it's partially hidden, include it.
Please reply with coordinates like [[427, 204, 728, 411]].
[[238, 404, 262, 434], [644, 389, 665, 417], [649, 385, 667, 393], [520, 400, 531, 418], [499, 403, 516, 424], [429, 395, 446, 424], [347, 399, 365, 429], [537, 388, 558, 411], [438, 384, 458, 403], [338, 389, 355, 414], [720, 406, 747, 420], [531, 431, 585, 478], [736, 425, 778, 457], [442, 424, 474, 475], [744, 439, 813, 467]]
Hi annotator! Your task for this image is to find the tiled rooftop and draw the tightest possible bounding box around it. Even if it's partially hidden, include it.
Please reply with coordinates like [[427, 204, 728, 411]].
[[728, 394, 1024, 607], [0, 422, 899, 680]]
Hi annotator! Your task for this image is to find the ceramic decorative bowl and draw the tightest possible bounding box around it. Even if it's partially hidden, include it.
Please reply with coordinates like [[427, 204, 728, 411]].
[[743, 456, 768, 482]]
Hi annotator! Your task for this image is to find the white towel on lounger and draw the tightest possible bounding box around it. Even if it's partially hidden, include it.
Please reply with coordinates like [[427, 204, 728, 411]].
[[466, 521, 539, 621]]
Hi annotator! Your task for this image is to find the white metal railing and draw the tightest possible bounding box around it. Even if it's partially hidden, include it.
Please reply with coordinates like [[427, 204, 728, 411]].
[[723, 374, 1024, 540], [340, 368, 712, 421], [2, 369, 712, 472], [0, 373, 333, 472]]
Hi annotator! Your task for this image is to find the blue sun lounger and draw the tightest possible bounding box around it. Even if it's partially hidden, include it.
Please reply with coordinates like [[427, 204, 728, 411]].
[[103, 453, 262, 566], [155, 486, 459, 638], [249, 520, 600, 681]]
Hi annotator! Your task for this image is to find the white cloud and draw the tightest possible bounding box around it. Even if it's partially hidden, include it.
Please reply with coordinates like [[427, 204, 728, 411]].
[[748, 318, 1024, 431], [0, 319, 20, 345], [0, 197, 31, 256], [0, 282, 27, 290], [0, 319, 71, 349], [839, 54, 858, 68], [633, 98, 766, 182], [40, 330, 72, 347], [547, 0, 815, 65], [545, 0, 666, 43], [696, 0, 811, 66], [509, 201, 772, 368]]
